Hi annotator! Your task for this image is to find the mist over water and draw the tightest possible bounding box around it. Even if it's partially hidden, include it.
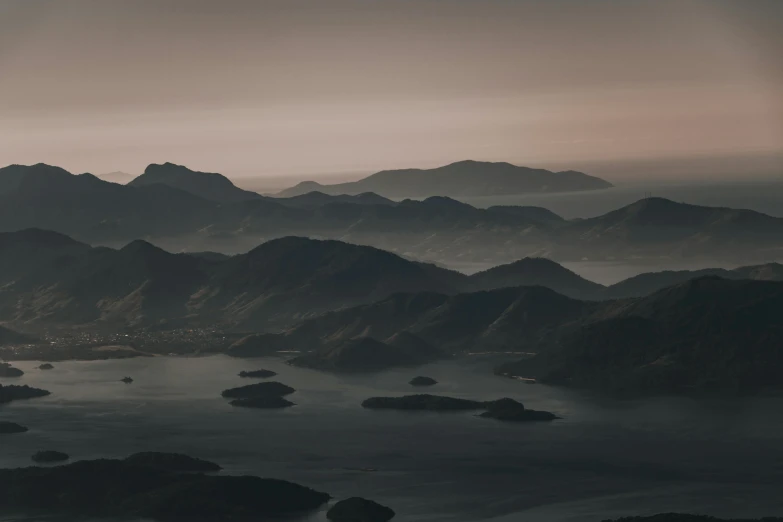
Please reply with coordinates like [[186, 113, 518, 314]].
[[418, 181, 783, 220], [3, 356, 783, 522]]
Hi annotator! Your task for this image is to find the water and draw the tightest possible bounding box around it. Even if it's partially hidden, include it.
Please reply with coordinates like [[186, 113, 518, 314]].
[[440, 181, 783, 220], [3, 355, 783, 522]]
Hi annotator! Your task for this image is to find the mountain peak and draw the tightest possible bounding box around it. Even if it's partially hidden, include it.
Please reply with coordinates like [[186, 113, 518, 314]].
[[131, 163, 262, 203]]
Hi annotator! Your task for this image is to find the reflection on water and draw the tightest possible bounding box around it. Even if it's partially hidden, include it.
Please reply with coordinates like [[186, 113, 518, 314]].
[[2, 355, 783, 521]]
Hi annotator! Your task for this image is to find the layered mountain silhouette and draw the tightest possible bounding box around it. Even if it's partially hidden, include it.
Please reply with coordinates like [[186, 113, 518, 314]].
[[277, 160, 612, 198], [2, 164, 782, 264], [0, 231, 600, 330]]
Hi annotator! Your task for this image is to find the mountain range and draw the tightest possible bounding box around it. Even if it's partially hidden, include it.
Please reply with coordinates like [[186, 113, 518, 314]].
[[1, 163, 782, 265], [0, 228, 781, 333], [276, 160, 613, 198]]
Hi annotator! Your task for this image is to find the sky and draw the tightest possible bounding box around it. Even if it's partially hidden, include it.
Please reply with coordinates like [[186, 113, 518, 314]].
[[1, 0, 782, 183]]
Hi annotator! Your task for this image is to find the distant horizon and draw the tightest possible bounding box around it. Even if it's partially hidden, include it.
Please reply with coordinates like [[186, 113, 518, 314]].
[[2, 1, 781, 183]]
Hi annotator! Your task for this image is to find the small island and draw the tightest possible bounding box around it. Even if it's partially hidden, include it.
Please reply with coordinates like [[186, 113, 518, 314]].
[[362, 394, 485, 411], [221, 382, 295, 399], [0, 362, 24, 377], [327, 497, 395, 522], [32, 450, 70, 463], [38, 363, 55, 370], [362, 394, 559, 421], [0, 455, 331, 520], [239, 369, 278, 378], [124, 452, 222, 472], [0, 384, 51, 404], [479, 398, 560, 422], [230, 396, 295, 409], [0, 421, 29, 434], [409, 376, 437, 386]]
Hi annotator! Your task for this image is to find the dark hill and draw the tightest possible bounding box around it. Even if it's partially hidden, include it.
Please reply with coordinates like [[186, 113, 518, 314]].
[[468, 257, 604, 299], [278, 160, 612, 198], [499, 277, 783, 395], [130, 163, 263, 203], [251, 286, 593, 361], [605, 262, 783, 299]]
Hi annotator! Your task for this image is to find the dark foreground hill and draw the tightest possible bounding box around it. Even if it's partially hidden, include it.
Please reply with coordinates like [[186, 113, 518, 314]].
[[0, 456, 330, 520], [498, 277, 783, 395], [277, 160, 612, 198], [233, 286, 594, 368]]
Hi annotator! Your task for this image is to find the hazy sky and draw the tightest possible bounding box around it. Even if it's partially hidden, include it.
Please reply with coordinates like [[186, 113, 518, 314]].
[[1, 0, 782, 182]]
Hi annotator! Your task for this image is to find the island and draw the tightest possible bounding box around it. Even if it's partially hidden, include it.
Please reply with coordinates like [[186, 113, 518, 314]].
[[38, 363, 54, 370], [230, 396, 295, 409], [327, 497, 395, 522], [0, 362, 23, 377], [238, 369, 278, 378], [409, 376, 437, 386], [221, 382, 295, 399], [32, 450, 70, 463], [0, 384, 51, 404], [478, 398, 560, 422], [124, 452, 222, 472], [0, 456, 331, 520], [362, 394, 559, 421], [0, 421, 29, 434], [362, 394, 485, 411]]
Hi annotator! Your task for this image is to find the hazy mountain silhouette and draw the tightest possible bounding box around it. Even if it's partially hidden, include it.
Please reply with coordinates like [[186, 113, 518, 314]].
[[277, 160, 612, 198], [604, 262, 783, 298], [555, 197, 783, 260], [0, 231, 608, 330], [468, 257, 604, 299], [499, 277, 783, 395], [129, 163, 263, 203], [3, 164, 783, 265]]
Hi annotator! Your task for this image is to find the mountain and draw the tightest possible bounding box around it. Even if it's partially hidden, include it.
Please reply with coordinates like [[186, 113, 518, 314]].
[[0, 232, 469, 330], [99, 171, 136, 184], [3, 163, 783, 266], [604, 262, 783, 299], [250, 286, 594, 359], [128, 163, 263, 203], [192, 237, 465, 329], [554, 197, 783, 261], [468, 257, 604, 300], [498, 277, 783, 395], [277, 160, 612, 198], [0, 163, 221, 242]]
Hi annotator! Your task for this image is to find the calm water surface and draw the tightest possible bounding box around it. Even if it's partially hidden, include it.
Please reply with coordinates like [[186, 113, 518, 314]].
[[2, 355, 783, 522]]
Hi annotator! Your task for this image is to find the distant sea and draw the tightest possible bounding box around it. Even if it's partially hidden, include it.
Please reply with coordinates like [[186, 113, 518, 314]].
[[428, 180, 783, 220], [3, 355, 783, 522]]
